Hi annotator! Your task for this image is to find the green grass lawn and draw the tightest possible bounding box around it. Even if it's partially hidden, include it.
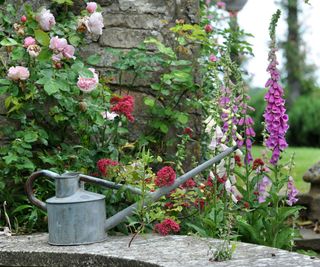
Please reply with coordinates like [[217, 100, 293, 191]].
[[252, 146, 320, 193]]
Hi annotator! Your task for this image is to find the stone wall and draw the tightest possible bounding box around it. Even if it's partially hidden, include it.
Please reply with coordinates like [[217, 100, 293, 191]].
[[0, 0, 200, 147]]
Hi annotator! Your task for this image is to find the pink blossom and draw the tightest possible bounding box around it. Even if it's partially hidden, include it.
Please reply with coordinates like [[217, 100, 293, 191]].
[[52, 53, 64, 62], [77, 68, 99, 92], [23, 37, 36, 48], [154, 219, 180, 236], [7, 66, 30, 81], [86, 2, 97, 13], [101, 111, 119, 121], [86, 12, 104, 35], [36, 8, 56, 31], [49, 36, 68, 52], [209, 54, 217, 62], [217, 1, 226, 9], [62, 45, 75, 59]]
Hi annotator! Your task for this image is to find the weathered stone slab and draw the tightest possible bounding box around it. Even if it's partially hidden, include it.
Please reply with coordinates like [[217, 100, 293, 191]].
[[118, 0, 172, 15], [100, 28, 163, 48], [104, 13, 168, 30], [0, 234, 319, 267]]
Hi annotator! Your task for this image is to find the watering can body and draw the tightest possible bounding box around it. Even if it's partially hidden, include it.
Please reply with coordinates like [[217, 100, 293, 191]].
[[26, 171, 107, 245]]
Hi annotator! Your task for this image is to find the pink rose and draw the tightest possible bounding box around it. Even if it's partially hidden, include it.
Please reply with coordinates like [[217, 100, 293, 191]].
[[49, 36, 68, 52], [7, 66, 30, 81], [23, 37, 36, 48], [62, 45, 76, 59], [86, 2, 97, 13], [77, 68, 99, 92], [209, 54, 217, 62], [52, 53, 63, 62], [86, 12, 104, 35], [36, 8, 56, 31]]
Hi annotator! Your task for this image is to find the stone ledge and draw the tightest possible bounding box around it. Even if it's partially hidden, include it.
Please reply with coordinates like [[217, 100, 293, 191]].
[[0, 234, 319, 267]]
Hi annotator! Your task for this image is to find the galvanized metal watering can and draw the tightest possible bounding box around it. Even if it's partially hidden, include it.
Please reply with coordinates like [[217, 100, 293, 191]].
[[26, 146, 237, 246]]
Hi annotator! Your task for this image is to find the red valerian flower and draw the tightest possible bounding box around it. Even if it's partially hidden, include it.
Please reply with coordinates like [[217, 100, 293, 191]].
[[110, 95, 135, 122], [154, 218, 180, 236], [155, 166, 176, 187], [181, 178, 196, 188], [97, 158, 118, 176], [252, 158, 264, 170], [182, 127, 193, 138], [234, 154, 242, 167]]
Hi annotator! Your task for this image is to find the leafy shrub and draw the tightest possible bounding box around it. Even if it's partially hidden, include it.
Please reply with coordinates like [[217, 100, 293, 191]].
[[287, 95, 320, 147]]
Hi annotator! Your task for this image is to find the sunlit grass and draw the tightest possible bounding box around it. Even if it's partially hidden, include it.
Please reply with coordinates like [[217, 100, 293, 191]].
[[252, 146, 320, 193]]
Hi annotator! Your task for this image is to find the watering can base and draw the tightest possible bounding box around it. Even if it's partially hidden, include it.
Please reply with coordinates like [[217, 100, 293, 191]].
[[48, 235, 108, 246]]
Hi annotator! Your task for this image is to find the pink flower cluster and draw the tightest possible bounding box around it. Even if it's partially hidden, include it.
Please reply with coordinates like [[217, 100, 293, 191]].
[[264, 47, 289, 165], [77, 68, 99, 92], [49, 36, 75, 61], [97, 158, 119, 176], [78, 3, 104, 35], [238, 114, 255, 164], [286, 176, 298, 206], [36, 8, 56, 31], [154, 166, 176, 187], [256, 176, 271, 203], [154, 218, 180, 236], [110, 95, 135, 122], [181, 178, 196, 189], [7, 66, 30, 81]]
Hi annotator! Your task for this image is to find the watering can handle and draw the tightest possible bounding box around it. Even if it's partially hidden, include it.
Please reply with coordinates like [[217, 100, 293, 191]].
[[25, 170, 60, 211]]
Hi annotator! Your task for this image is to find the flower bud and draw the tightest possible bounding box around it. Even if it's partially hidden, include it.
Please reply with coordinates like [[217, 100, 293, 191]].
[[79, 101, 88, 112], [21, 15, 27, 23]]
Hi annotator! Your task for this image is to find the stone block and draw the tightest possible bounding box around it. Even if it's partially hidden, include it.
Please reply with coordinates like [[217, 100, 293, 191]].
[[118, 0, 171, 14], [99, 28, 163, 48], [79, 44, 122, 68], [104, 13, 168, 30]]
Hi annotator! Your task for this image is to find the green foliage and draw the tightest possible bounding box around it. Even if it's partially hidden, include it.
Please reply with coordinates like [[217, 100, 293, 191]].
[[0, 4, 132, 232], [287, 95, 320, 146]]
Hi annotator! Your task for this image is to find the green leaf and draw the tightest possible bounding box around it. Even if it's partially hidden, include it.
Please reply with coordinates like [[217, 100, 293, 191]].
[[3, 153, 18, 164], [37, 47, 52, 61], [44, 80, 59, 95], [34, 29, 50, 46], [12, 205, 32, 213], [68, 35, 81, 46], [177, 113, 189, 124], [11, 47, 25, 61], [159, 123, 168, 133], [79, 68, 94, 78], [24, 131, 38, 143], [87, 54, 101, 65], [0, 37, 18, 46], [0, 79, 11, 85], [0, 86, 9, 94], [144, 97, 155, 107]]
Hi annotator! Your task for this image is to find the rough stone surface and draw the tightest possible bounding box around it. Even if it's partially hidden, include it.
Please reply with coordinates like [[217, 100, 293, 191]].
[[0, 234, 320, 267], [297, 161, 320, 221]]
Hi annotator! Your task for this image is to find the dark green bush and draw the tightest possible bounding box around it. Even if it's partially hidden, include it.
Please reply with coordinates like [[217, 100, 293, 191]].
[[287, 95, 320, 147]]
